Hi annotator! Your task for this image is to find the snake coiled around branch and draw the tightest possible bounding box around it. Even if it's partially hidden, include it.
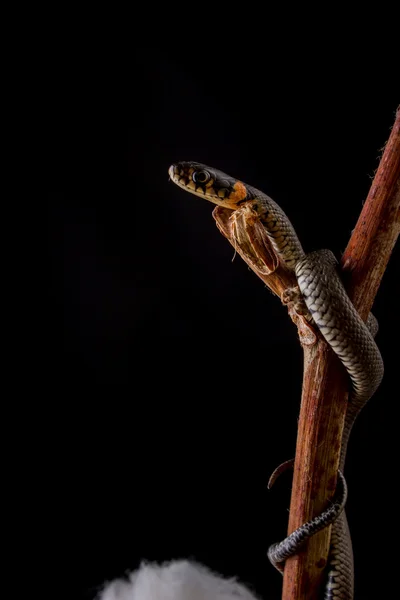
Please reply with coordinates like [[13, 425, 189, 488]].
[[169, 161, 384, 600]]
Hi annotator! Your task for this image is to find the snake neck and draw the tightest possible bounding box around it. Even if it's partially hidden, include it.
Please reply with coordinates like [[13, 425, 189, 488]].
[[242, 188, 305, 269]]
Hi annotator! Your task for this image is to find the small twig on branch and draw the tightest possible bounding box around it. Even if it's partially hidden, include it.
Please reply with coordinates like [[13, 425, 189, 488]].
[[212, 106, 400, 600]]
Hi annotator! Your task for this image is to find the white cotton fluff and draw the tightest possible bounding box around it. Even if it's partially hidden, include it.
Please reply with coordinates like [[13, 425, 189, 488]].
[[97, 560, 261, 600]]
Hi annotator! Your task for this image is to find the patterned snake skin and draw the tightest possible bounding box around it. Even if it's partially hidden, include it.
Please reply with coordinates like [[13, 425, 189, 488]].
[[169, 162, 384, 599]]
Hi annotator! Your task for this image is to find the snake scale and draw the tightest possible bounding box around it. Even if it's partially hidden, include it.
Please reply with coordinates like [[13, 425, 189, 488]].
[[169, 161, 384, 599]]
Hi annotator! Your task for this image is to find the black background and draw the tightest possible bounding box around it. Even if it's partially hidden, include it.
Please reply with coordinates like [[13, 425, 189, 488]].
[[48, 44, 399, 600]]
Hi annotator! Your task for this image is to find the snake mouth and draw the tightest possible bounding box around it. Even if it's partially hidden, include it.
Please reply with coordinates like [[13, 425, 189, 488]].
[[169, 162, 250, 210]]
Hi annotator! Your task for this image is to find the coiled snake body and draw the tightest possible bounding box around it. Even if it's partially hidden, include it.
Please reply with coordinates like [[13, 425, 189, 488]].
[[169, 161, 384, 599]]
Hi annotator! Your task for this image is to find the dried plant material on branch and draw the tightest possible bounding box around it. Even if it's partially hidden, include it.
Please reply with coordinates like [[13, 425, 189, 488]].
[[213, 205, 317, 346]]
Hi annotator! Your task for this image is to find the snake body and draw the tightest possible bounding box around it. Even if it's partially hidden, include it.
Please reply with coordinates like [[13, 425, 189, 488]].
[[169, 162, 384, 599]]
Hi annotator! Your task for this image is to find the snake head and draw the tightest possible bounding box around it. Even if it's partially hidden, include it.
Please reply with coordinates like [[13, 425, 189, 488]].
[[168, 161, 251, 209]]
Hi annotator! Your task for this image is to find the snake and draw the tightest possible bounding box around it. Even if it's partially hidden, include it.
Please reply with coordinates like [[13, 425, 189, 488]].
[[169, 161, 384, 599]]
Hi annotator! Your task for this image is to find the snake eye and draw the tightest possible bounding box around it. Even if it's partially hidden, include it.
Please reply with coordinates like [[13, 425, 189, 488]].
[[193, 170, 210, 184]]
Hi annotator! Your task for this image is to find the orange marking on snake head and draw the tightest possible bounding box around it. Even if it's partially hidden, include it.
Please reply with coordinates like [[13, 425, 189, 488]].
[[229, 181, 248, 205]]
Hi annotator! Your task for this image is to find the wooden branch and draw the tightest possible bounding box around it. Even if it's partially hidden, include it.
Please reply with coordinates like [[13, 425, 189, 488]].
[[212, 106, 399, 599], [282, 106, 400, 599]]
